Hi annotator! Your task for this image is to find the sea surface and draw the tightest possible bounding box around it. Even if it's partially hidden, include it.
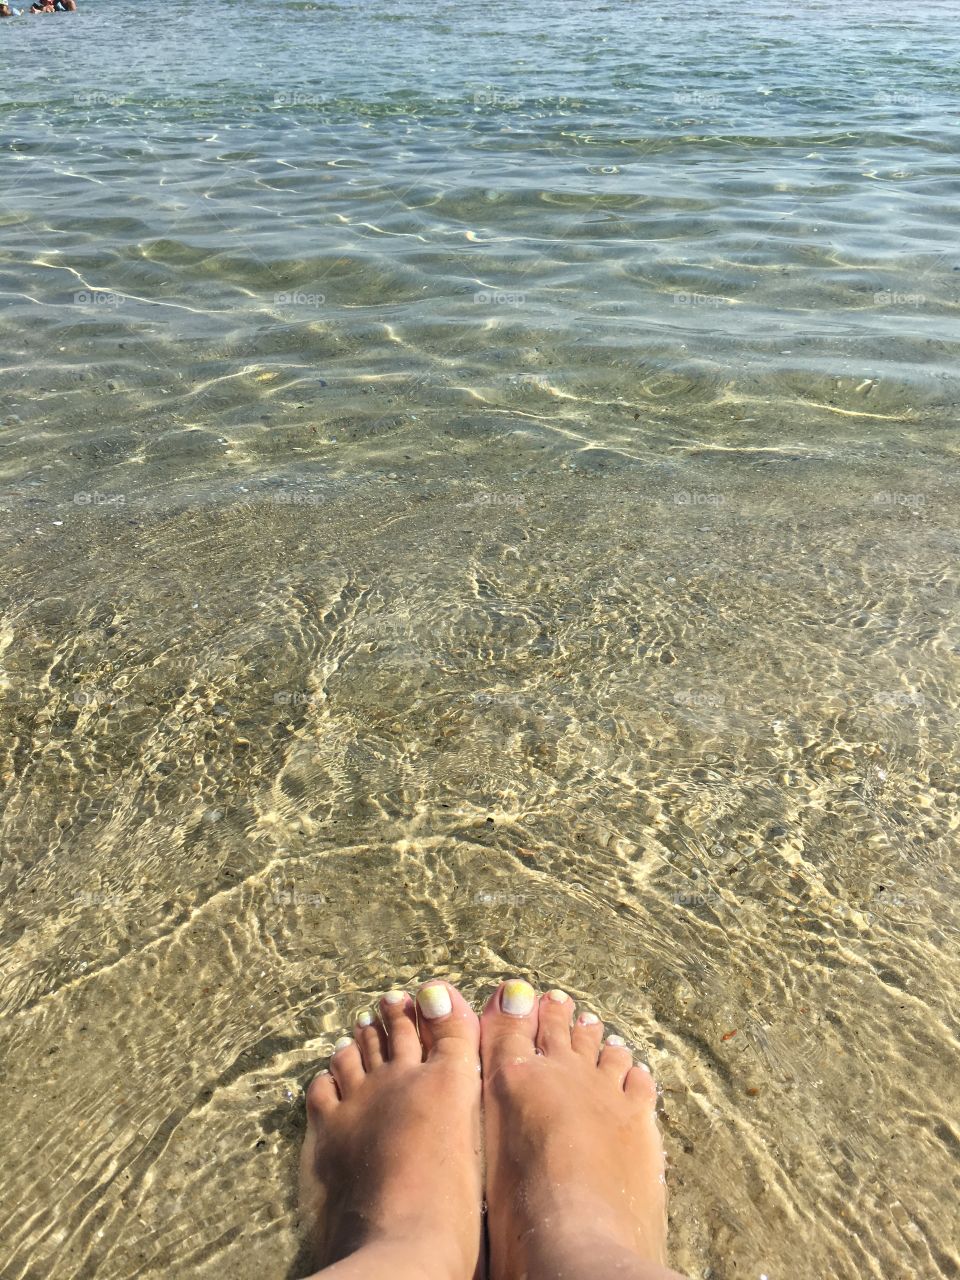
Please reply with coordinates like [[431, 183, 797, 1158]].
[[1, 1, 959, 1277]]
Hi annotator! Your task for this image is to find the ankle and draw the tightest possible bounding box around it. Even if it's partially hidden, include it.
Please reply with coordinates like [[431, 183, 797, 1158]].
[[499, 1222, 683, 1280], [492, 1193, 673, 1280], [308, 1232, 469, 1280], [518, 1181, 653, 1250]]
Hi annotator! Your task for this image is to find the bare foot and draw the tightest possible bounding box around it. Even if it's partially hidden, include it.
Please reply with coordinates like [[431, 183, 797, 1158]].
[[299, 981, 483, 1280], [481, 980, 686, 1280]]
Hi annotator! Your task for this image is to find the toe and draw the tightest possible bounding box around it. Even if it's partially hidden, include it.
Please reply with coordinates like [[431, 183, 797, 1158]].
[[415, 980, 481, 1065], [571, 1010, 604, 1062], [536, 988, 574, 1055], [480, 978, 540, 1075], [379, 989, 423, 1065], [355, 1010, 386, 1069], [625, 1062, 657, 1104], [330, 1035, 365, 1095], [305, 1070, 339, 1123], [598, 1034, 633, 1087]]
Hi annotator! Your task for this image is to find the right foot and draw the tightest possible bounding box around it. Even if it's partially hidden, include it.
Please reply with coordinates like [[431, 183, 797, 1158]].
[[299, 980, 483, 1280], [481, 979, 686, 1280]]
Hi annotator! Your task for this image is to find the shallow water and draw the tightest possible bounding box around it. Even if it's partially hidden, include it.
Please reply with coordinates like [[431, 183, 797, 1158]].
[[1, 1, 959, 1276]]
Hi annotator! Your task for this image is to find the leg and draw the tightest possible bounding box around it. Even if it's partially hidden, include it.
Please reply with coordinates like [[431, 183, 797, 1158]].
[[481, 980, 688, 1280], [298, 981, 483, 1280]]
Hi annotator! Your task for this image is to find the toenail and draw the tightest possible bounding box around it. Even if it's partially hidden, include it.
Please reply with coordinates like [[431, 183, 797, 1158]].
[[606, 1034, 627, 1048], [417, 983, 453, 1019], [383, 989, 406, 1004], [578, 1012, 600, 1025], [501, 979, 536, 1016], [334, 1036, 353, 1052], [357, 1011, 374, 1027], [547, 988, 568, 1003], [640, 1061, 652, 1073]]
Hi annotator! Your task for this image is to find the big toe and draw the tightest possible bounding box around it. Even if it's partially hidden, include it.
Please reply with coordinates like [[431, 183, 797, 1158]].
[[480, 978, 540, 1077], [415, 980, 481, 1066]]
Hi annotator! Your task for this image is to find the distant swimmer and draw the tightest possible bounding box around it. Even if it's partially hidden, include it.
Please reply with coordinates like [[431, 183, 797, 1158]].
[[27, 0, 76, 11], [0, 3, 22, 13]]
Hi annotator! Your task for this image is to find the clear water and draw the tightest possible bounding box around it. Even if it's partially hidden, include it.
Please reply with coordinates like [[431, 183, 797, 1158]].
[[1, 2, 959, 1277]]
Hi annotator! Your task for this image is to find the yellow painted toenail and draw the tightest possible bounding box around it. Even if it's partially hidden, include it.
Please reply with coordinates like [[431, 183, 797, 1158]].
[[547, 988, 568, 1002], [606, 1034, 627, 1048], [383, 989, 406, 1004], [417, 983, 453, 1019], [334, 1036, 353, 1052], [579, 1012, 599, 1025], [357, 1011, 374, 1027], [501, 979, 536, 1016]]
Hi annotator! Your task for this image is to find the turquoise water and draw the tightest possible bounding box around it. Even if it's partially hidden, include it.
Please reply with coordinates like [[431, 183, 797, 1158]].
[[1, 2, 959, 1277]]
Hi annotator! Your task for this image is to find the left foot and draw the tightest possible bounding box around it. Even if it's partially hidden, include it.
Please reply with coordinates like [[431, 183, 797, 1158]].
[[298, 981, 483, 1280]]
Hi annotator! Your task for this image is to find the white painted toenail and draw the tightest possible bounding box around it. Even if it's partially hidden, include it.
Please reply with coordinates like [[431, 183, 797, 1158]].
[[383, 989, 406, 1004], [606, 1035, 627, 1048], [640, 1062, 652, 1073], [547, 988, 568, 1003], [578, 1012, 599, 1025], [417, 983, 453, 1019], [334, 1036, 353, 1052], [357, 1011, 374, 1027], [501, 979, 536, 1016]]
